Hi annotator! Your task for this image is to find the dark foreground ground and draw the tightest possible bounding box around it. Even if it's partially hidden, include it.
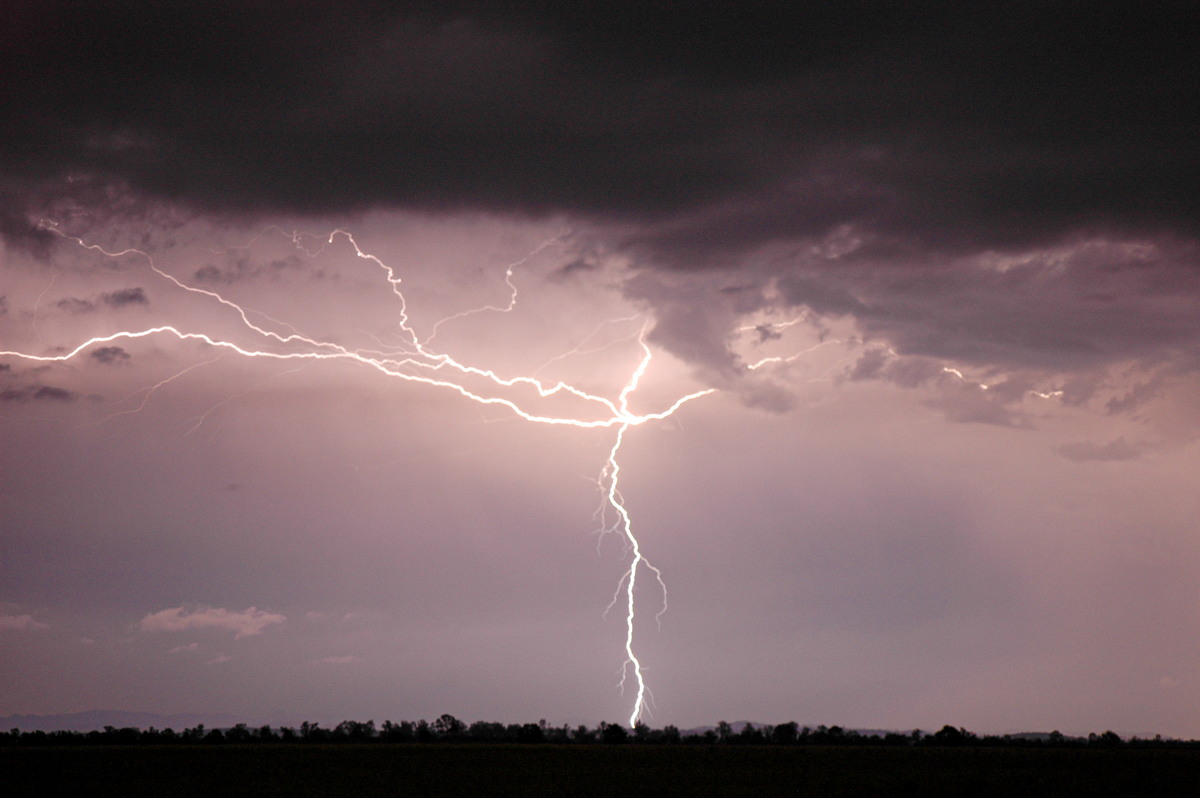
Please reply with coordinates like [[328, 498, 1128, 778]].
[[7, 744, 1200, 797]]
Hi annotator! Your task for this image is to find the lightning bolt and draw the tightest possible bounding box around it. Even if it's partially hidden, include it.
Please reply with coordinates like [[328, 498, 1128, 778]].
[[736, 318, 1066, 402], [940, 366, 1064, 399], [1, 222, 713, 728], [734, 314, 855, 377], [90, 355, 223, 425], [421, 232, 564, 346]]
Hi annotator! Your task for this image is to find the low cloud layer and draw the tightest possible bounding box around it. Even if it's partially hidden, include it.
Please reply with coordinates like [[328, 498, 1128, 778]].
[[0, 613, 48, 632], [0, 384, 76, 403], [139, 606, 285, 639]]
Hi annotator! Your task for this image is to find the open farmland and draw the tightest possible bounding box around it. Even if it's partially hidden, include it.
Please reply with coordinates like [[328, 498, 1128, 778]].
[[8, 744, 1200, 797]]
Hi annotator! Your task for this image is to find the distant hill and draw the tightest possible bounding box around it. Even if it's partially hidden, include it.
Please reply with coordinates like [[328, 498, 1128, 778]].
[[1, 710, 245, 732]]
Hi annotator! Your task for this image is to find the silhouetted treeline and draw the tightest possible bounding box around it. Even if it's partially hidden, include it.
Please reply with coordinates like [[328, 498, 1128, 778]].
[[1, 717, 1192, 748]]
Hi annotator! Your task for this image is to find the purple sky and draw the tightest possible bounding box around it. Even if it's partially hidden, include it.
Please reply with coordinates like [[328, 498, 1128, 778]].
[[3, 3, 1200, 736]]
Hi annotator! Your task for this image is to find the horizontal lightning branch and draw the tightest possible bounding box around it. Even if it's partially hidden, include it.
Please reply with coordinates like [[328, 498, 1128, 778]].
[[2, 223, 714, 727]]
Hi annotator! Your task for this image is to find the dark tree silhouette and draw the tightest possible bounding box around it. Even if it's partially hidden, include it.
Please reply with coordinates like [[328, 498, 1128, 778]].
[[432, 714, 465, 740], [599, 722, 628, 744], [928, 725, 976, 746], [772, 721, 799, 745], [516, 723, 544, 743]]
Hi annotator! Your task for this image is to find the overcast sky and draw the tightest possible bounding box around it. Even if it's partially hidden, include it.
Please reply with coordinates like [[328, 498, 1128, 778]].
[[3, 2, 1200, 736]]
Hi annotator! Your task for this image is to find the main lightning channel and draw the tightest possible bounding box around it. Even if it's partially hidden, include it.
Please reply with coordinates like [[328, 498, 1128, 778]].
[[2, 224, 713, 727]]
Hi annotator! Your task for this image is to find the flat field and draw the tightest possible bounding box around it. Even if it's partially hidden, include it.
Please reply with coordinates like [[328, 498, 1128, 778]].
[[7, 744, 1200, 797]]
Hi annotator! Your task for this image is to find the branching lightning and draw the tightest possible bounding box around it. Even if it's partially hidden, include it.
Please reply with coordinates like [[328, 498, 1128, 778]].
[[940, 366, 1065, 399], [735, 317, 1067, 401], [1, 222, 713, 727]]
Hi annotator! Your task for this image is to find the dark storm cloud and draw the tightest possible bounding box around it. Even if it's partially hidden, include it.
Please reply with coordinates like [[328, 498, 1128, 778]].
[[553, 258, 600, 279], [90, 346, 131, 365], [2, 2, 1197, 249], [4, 2, 1200, 384], [772, 238, 1200, 373], [54, 297, 94, 314], [844, 347, 1039, 427], [847, 349, 889, 382], [1105, 375, 1167, 416], [53, 288, 148, 314], [192, 254, 310, 285], [0, 384, 77, 402], [102, 287, 148, 308], [0, 187, 56, 255]]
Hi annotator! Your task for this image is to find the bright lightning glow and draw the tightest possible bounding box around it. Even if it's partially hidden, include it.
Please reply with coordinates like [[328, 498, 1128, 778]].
[[941, 365, 1065, 400], [1, 222, 713, 728], [744, 338, 841, 371]]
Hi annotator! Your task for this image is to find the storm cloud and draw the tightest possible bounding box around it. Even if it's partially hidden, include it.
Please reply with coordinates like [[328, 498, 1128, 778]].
[[0, 384, 77, 403], [54, 288, 149, 315], [2, 4, 1196, 242], [89, 346, 131, 365], [4, 3, 1197, 385]]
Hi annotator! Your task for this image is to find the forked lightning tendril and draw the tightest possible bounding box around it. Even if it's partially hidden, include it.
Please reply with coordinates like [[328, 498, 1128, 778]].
[[1, 223, 713, 726]]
